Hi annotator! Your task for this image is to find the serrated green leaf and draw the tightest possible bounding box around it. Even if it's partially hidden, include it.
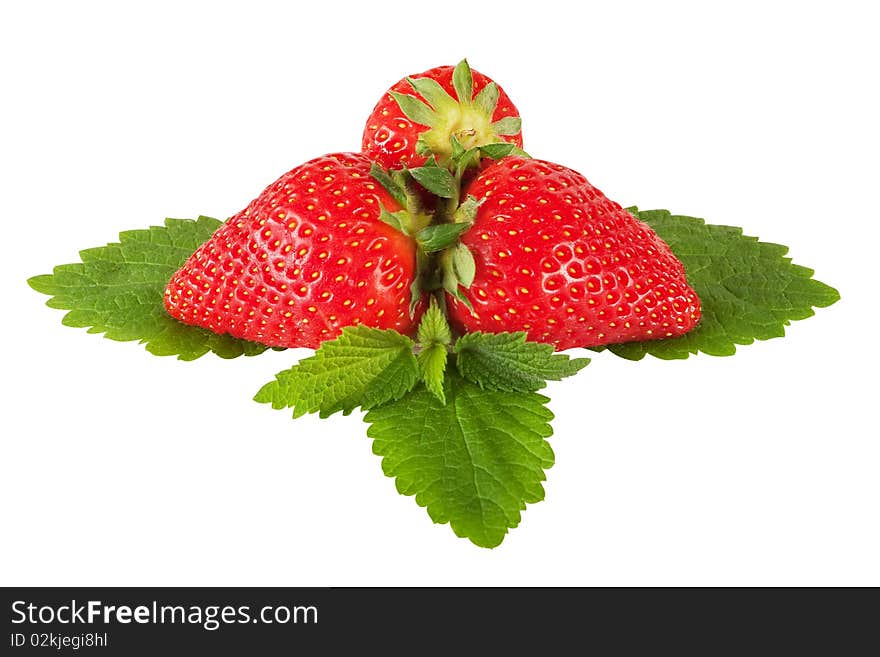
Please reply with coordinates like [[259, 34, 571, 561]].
[[417, 343, 448, 404], [390, 92, 438, 127], [603, 209, 841, 360], [491, 117, 522, 136], [417, 298, 452, 345], [451, 59, 473, 102], [455, 332, 589, 392], [254, 326, 419, 418], [473, 81, 499, 115], [417, 223, 471, 252], [409, 165, 457, 198], [28, 216, 270, 360], [364, 370, 554, 548]]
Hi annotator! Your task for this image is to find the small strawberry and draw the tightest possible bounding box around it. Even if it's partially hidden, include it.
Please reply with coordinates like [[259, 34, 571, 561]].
[[164, 152, 423, 349], [446, 157, 701, 350], [362, 59, 523, 170]]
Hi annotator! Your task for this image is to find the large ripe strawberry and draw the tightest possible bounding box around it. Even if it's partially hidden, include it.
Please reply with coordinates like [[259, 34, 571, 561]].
[[164, 152, 422, 349], [446, 157, 701, 350], [362, 59, 523, 170]]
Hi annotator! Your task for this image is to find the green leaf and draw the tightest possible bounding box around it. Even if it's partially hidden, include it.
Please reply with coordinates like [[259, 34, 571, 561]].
[[414, 136, 433, 157], [451, 242, 476, 288], [440, 255, 474, 310], [364, 370, 554, 548], [451, 195, 481, 225], [409, 248, 430, 315], [450, 134, 465, 159], [479, 142, 517, 159], [452, 58, 473, 102], [378, 208, 407, 233], [417, 298, 452, 346], [436, 246, 469, 307], [455, 332, 590, 392], [445, 286, 472, 310], [491, 116, 522, 136], [418, 343, 448, 404], [390, 92, 438, 127], [28, 216, 270, 360], [405, 76, 456, 112], [369, 163, 407, 207], [416, 223, 472, 252], [254, 326, 419, 418], [409, 164, 457, 198], [454, 147, 482, 179], [604, 209, 841, 360], [473, 81, 500, 115]]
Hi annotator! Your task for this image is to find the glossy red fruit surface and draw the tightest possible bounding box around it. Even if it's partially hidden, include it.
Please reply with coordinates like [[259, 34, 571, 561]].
[[447, 157, 701, 350], [362, 64, 522, 170], [165, 153, 420, 349]]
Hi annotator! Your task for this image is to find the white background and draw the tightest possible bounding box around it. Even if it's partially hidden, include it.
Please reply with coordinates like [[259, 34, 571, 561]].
[[1, 1, 877, 586]]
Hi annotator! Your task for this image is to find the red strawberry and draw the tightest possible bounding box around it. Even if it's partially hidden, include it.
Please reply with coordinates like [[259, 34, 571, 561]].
[[362, 59, 523, 170], [446, 157, 701, 350], [164, 152, 422, 349]]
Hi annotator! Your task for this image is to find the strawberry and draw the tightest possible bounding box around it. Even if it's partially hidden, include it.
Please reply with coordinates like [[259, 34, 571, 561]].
[[164, 152, 422, 349], [446, 157, 701, 350], [362, 59, 523, 170]]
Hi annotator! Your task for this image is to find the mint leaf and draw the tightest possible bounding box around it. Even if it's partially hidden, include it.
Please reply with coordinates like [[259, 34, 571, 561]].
[[417, 343, 448, 404], [415, 299, 451, 403], [28, 216, 270, 360], [364, 370, 554, 548], [604, 209, 841, 360], [455, 332, 589, 392], [254, 326, 419, 418], [417, 298, 452, 346]]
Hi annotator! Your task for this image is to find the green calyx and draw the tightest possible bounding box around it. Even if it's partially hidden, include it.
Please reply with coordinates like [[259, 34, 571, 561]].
[[371, 158, 483, 317], [369, 114, 532, 320], [370, 164, 432, 236], [370, 86, 533, 319], [391, 59, 522, 165]]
